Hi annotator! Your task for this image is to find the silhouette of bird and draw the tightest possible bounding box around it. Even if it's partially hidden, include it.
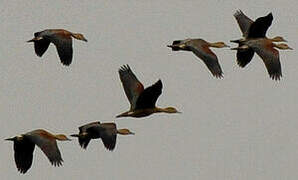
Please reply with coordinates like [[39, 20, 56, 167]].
[[27, 29, 87, 66], [5, 129, 70, 174], [232, 10, 286, 67], [167, 38, 229, 78], [71, 122, 134, 151], [116, 65, 180, 118], [231, 39, 292, 80]]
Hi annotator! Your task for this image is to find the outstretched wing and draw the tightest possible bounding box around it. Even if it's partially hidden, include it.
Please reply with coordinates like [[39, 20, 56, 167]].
[[34, 39, 51, 57], [233, 10, 254, 37], [248, 12, 273, 38], [189, 43, 223, 78], [51, 36, 73, 66], [236, 46, 255, 68], [119, 65, 144, 110], [99, 123, 117, 151], [26, 132, 63, 166], [13, 137, 35, 174], [252, 42, 282, 80], [135, 80, 162, 109], [78, 121, 101, 149]]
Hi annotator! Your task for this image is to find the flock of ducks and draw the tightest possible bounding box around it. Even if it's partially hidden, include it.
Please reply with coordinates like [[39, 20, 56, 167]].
[[5, 10, 292, 174]]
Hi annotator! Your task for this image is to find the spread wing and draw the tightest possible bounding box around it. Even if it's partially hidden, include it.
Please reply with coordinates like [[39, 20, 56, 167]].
[[99, 123, 117, 151], [135, 80, 162, 109], [119, 65, 144, 110], [13, 137, 35, 174], [26, 134, 63, 166], [51, 36, 73, 66], [236, 46, 255, 68], [233, 10, 254, 37], [34, 39, 51, 57], [189, 44, 223, 78], [78, 122, 101, 149], [253, 43, 282, 80], [248, 12, 273, 38]]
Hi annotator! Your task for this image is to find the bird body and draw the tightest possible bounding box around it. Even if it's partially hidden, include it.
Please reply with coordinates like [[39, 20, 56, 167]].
[[167, 38, 229, 78], [117, 65, 180, 118], [27, 29, 87, 66], [5, 129, 70, 174], [71, 122, 134, 151]]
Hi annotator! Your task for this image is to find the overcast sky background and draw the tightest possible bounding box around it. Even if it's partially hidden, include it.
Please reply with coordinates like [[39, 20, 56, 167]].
[[1, 1, 297, 179]]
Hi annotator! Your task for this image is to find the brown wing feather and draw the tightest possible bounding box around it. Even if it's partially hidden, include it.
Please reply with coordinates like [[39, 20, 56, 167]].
[[234, 10, 254, 37], [189, 44, 223, 78], [119, 65, 144, 110], [25, 131, 63, 166], [253, 42, 282, 80]]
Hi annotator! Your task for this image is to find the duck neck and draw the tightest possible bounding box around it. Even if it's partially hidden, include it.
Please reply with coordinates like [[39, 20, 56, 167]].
[[207, 42, 221, 48], [155, 107, 168, 113]]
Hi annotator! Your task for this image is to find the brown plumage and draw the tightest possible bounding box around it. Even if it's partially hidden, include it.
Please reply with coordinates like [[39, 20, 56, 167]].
[[167, 39, 229, 78], [27, 29, 87, 66], [5, 129, 70, 174], [71, 122, 134, 151], [232, 10, 286, 68], [116, 65, 180, 118], [231, 39, 292, 80]]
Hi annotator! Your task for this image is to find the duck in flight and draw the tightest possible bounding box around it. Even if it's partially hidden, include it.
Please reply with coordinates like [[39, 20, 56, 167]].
[[231, 39, 292, 80], [5, 129, 70, 174], [231, 10, 286, 68], [71, 121, 134, 151], [167, 38, 229, 78], [27, 29, 87, 66], [116, 65, 180, 118]]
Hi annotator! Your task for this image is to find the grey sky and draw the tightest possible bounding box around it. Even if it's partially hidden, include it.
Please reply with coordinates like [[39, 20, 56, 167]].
[[1, 0, 297, 179]]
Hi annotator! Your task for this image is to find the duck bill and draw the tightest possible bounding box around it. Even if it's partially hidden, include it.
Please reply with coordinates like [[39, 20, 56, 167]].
[[5, 137, 14, 141], [27, 36, 43, 43], [70, 134, 79, 137]]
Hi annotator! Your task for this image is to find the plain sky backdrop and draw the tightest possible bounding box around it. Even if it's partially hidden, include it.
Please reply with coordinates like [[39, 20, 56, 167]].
[[1, 1, 297, 179]]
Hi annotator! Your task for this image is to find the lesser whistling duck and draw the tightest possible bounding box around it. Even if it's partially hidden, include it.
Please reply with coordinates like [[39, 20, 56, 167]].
[[5, 129, 70, 174], [116, 65, 180, 118], [167, 39, 229, 78], [231, 39, 292, 80], [27, 29, 87, 66], [71, 122, 134, 151], [231, 10, 286, 68]]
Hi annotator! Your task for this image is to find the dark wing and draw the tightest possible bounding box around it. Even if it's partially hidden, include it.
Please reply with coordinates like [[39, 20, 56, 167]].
[[189, 44, 223, 78], [248, 12, 273, 38], [119, 65, 144, 110], [51, 35, 73, 66], [253, 44, 282, 80], [78, 136, 91, 149], [13, 137, 35, 174], [78, 122, 101, 149], [99, 123, 117, 151], [236, 46, 255, 67], [27, 135, 63, 166], [135, 80, 162, 109], [79, 121, 101, 133], [34, 39, 51, 57], [233, 10, 254, 37]]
